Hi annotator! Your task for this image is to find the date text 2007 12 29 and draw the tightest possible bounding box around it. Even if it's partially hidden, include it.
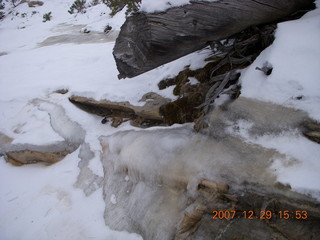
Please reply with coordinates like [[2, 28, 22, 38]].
[[212, 210, 309, 220]]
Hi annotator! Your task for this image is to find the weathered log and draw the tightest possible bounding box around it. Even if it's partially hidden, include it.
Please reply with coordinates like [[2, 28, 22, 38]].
[[113, 0, 315, 78], [69, 93, 171, 127]]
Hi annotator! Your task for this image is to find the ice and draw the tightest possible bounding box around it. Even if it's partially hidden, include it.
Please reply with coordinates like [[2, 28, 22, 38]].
[[99, 124, 288, 238], [99, 95, 320, 238], [36, 100, 86, 144]]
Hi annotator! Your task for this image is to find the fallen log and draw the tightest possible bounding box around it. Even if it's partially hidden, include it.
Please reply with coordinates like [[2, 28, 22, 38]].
[[69, 93, 171, 127], [113, 0, 315, 78]]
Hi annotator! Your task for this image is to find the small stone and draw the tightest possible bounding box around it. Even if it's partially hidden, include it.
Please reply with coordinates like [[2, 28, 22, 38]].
[[28, 1, 44, 8], [303, 131, 320, 144], [111, 117, 124, 128], [101, 117, 108, 124], [255, 62, 273, 76], [54, 89, 68, 94]]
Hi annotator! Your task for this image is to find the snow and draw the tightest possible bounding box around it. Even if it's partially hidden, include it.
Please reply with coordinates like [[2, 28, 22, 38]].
[[140, 0, 191, 12], [237, 3, 320, 197], [0, 152, 141, 240], [110, 194, 117, 204], [227, 119, 320, 198], [188, 77, 200, 85], [241, 5, 320, 120], [140, 0, 218, 13], [0, 0, 320, 239]]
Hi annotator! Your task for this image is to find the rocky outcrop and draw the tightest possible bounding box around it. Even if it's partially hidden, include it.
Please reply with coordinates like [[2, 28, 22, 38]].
[[113, 0, 315, 78]]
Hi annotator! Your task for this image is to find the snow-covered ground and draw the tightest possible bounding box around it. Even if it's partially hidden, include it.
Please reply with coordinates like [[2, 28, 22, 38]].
[[0, 0, 320, 239]]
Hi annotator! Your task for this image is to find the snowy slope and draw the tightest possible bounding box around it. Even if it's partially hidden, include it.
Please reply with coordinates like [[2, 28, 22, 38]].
[[0, 0, 320, 239]]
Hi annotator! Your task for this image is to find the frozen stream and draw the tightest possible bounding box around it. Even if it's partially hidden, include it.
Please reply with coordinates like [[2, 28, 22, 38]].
[[38, 24, 119, 47], [99, 97, 320, 239]]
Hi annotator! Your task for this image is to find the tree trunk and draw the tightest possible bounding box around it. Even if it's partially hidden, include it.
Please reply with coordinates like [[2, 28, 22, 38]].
[[113, 0, 315, 79]]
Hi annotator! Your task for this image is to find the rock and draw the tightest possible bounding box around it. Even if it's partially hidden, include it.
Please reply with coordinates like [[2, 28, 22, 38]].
[[69, 93, 171, 127], [28, 1, 44, 8], [113, 0, 315, 78], [54, 89, 69, 94], [5, 149, 69, 166], [255, 62, 273, 76], [301, 120, 320, 144], [1, 141, 78, 166], [303, 131, 320, 144], [104, 25, 112, 34], [111, 117, 128, 128]]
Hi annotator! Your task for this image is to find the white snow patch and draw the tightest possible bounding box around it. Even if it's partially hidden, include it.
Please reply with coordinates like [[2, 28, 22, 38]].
[[0, 100, 64, 145], [0, 152, 141, 240], [240, 5, 320, 120], [140, 0, 218, 13], [110, 194, 117, 204], [188, 77, 199, 85], [125, 175, 130, 181]]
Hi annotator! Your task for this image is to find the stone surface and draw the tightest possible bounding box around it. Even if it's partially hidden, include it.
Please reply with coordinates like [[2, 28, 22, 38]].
[[1, 141, 78, 166], [6, 149, 69, 166], [302, 120, 320, 144]]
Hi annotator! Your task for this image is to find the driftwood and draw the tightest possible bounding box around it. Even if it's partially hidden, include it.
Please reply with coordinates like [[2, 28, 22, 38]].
[[113, 0, 315, 78], [69, 93, 171, 127]]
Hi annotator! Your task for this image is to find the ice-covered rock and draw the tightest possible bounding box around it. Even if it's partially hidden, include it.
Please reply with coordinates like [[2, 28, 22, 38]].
[[99, 97, 320, 239]]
